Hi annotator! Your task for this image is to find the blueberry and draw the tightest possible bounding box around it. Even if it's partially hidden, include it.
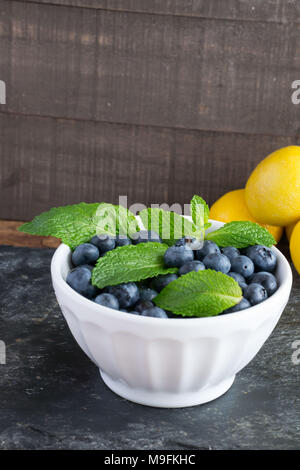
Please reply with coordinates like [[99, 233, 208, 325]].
[[250, 272, 278, 296], [227, 274, 247, 293], [135, 300, 154, 313], [222, 298, 251, 314], [221, 246, 240, 263], [71, 243, 99, 267], [106, 283, 140, 308], [227, 271, 246, 287], [131, 230, 162, 244], [175, 236, 204, 250], [203, 253, 231, 274], [141, 307, 168, 318], [240, 282, 248, 294], [139, 287, 158, 302], [245, 245, 277, 273], [120, 308, 129, 313], [178, 260, 205, 276], [115, 235, 132, 247], [90, 234, 116, 254], [94, 293, 119, 310], [230, 255, 254, 279], [151, 273, 178, 292], [128, 311, 141, 316], [66, 266, 98, 298], [244, 283, 268, 305], [195, 241, 220, 261], [80, 264, 94, 271], [175, 236, 195, 247], [164, 245, 194, 268]]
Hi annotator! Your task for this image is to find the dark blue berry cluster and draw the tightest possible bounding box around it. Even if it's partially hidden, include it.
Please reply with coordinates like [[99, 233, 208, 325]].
[[66, 231, 278, 318], [66, 232, 168, 318]]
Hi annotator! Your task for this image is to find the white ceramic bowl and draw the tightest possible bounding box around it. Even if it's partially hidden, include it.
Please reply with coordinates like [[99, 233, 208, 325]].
[[51, 220, 292, 408]]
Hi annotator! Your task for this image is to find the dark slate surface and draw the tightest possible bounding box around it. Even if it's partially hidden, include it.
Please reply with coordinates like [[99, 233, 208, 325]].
[[0, 244, 300, 450]]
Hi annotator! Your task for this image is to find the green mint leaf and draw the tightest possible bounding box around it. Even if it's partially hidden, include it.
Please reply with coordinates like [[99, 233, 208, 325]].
[[18, 203, 101, 250], [94, 203, 139, 238], [139, 208, 203, 246], [205, 221, 276, 248], [154, 270, 243, 317], [190, 195, 211, 236], [18, 202, 139, 250], [92, 242, 177, 289]]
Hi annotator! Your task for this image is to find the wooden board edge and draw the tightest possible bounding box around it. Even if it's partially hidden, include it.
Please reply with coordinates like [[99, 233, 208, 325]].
[[0, 220, 60, 248]]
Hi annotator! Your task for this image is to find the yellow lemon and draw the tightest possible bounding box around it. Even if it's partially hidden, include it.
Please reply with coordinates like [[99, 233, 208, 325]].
[[210, 189, 283, 242], [286, 220, 298, 241], [245, 146, 300, 226], [290, 220, 300, 274]]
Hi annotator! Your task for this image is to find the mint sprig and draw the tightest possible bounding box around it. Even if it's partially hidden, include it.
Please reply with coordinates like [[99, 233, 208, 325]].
[[18, 203, 100, 250], [18, 202, 139, 250], [190, 195, 211, 230], [205, 220, 276, 248], [94, 203, 139, 238], [154, 270, 243, 317], [92, 242, 177, 289], [139, 208, 203, 246]]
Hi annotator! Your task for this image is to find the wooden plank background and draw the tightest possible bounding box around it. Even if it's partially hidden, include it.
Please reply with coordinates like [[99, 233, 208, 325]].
[[0, 0, 299, 222], [16, 1, 300, 23]]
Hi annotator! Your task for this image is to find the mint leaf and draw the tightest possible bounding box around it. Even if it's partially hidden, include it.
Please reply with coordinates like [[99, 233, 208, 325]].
[[92, 242, 177, 289], [18, 203, 100, 250], [18, 202, 139, 250], [190, 195, 210, 229], [205, 221, 276, 248], [139, 208, 203, 246], [154, 270, 242, 317], [94, 203, 139, 238]]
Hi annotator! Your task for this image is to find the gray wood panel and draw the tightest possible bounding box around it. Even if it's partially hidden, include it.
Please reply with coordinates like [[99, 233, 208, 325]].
[[1, 0, 299, 222], [0, 1, 299, 137], [20, 0, 300, 23], [0, 112, 297, 221]]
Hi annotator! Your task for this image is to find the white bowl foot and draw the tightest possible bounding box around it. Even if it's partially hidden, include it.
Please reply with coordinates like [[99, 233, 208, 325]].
[[99, 370, 235, 408]]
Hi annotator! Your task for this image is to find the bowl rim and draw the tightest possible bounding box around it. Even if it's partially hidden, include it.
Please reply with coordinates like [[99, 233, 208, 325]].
[[51, 219, 293, 326]]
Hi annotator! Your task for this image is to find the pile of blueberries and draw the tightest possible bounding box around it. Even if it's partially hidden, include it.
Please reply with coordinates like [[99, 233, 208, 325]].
[[66, 230, 278, 318]]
